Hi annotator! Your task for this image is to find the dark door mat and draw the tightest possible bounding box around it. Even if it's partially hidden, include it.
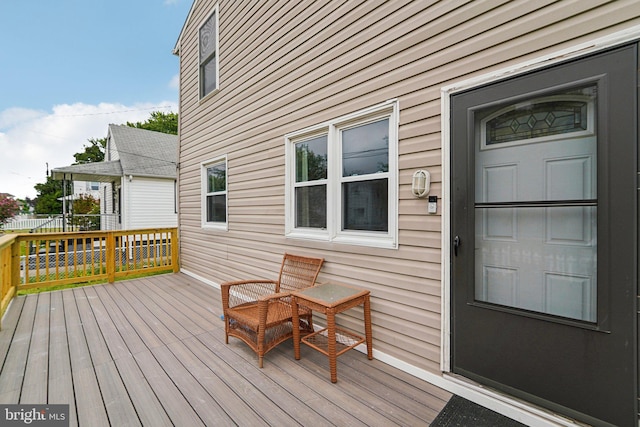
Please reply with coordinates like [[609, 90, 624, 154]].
[[430, 395, 527, 427]]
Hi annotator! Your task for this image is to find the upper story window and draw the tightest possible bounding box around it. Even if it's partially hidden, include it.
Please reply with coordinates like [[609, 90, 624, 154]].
[[202, 156, 227, 229], [199, 6, 219, 99], [285, 101, 398, 249]]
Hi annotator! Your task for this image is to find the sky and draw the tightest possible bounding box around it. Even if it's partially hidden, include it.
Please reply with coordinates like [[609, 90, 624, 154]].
[[0, 0, 192, 199]]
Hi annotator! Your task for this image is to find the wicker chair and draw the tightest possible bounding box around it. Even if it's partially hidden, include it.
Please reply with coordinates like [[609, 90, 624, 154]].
[[220, 253, 324, 367]]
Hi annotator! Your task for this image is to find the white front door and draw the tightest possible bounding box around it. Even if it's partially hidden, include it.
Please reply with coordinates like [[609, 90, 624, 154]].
[[474, 94, 597, 321]]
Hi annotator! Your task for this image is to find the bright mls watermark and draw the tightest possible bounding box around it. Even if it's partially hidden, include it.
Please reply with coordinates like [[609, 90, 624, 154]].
[[1, 405, 69, 426]]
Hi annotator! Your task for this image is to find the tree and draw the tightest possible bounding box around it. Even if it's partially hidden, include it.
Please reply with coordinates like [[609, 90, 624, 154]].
[[74, 138, 106, 164], [70, 194, 100, 230], [34, 176, 70, 215], [0, 194, 20, 225], [126, 111, 178, 135], [18, 197, 34, 214]]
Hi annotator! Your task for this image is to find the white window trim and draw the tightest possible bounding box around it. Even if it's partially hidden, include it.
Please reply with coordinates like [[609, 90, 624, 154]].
[[201, 155, 228, 230], [285, 100, 399, 249], [198, 3, 219, 100]]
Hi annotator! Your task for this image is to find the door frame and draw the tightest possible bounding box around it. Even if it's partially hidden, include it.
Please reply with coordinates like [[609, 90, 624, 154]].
[[439, 25, 640, 425]]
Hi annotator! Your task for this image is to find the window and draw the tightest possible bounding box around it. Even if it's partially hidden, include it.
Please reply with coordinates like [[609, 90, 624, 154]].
[[480, 90, 595, 149], [199, 6, 219, 99], [202, 156, 227, 229], [294, 134, 327, 228], [286, 101, 398, 248]]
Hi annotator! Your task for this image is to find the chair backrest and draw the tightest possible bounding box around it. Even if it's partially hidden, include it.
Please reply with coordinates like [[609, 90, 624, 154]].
[[277, 253, 324, 293]]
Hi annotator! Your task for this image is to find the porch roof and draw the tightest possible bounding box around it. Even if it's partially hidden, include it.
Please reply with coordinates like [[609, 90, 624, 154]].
[[50, 160, 123, 182]]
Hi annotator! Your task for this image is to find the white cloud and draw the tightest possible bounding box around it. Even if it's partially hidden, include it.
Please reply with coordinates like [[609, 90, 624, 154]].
[[0, 102, 177, 199], [0, 107, 47, 129]]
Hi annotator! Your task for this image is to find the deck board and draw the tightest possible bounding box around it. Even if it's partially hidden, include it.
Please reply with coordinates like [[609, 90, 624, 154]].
[[179, 335, 282, 426], [0, 296, 25, 364], [92, 285, 148, 356], [94, 361, 140, 427], [48, 291, 77, 426], [130, 278, 207, 336], [150, 344, 231, 425], [111, 354, 172, 427], [111, 281, 182, 346], [0, 295, 36, 402], [196, 329, 341, 426], [0, 273, 451, 426], [63, 289, 110, 426], [20, 293, 49, 404], [133, 349, 205, 426], [101, 284, 165, 350]]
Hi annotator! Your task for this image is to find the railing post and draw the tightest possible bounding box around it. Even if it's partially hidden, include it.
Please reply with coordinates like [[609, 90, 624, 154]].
[[106, 232, 115, 283], [0, 237, 21, 330], [11, 240, 20, 293], [171, 228, 179, 273]]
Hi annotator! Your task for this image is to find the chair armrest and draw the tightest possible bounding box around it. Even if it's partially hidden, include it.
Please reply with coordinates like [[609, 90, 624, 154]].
[[221, 280, 278, 309], [257, 291, 292, 303]]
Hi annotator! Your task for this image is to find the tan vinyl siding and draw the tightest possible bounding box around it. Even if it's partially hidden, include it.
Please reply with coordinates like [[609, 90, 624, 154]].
[[176, 0, 640, 373]]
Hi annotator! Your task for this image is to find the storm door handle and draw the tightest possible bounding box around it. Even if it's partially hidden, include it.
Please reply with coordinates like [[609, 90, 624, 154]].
[[453, 236, 461, 256]]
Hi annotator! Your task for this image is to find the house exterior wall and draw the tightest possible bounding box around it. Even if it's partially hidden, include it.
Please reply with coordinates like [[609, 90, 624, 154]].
[[106, 134, 120, 162], [72, 181, 100, 200], [176, 0, 640, 376], [124, 177, 177, 230]]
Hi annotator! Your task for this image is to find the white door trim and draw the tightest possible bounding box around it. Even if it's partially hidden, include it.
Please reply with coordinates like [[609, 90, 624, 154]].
[[440, 23, 640, 424]]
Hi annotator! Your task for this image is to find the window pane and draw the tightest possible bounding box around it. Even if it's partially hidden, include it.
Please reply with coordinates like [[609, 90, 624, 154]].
[[202, 56, 217, 97], [486, 97, 591, 145], [342, 119, 389, 176], [199, 12, 216, 61], [295, 136, 327, 182], [206, 194, 226, 222], [207, 163, 225, 192], [342, 179, 388, 231], [475, 207, 596, 322], [474, 84, 598, 322], [295, 185, 326, 228]]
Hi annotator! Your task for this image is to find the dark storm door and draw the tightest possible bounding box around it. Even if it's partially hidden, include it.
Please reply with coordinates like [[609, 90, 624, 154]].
[[451, 44, 637, 427]]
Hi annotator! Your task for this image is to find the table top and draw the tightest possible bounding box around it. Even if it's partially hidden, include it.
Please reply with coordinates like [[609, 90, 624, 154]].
[[292, 283, 369, 308]]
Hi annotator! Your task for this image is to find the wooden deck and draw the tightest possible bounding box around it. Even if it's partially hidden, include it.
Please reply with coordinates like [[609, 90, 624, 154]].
[[0, 273, 451, 426]]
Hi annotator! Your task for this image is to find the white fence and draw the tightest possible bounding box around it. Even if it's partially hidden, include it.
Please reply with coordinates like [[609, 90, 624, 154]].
[[2, 214, 120, 232], [2, 216, 64, 230]]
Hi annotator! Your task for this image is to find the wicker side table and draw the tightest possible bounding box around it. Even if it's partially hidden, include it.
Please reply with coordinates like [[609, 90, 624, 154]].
[[291, 283, 373, 383]]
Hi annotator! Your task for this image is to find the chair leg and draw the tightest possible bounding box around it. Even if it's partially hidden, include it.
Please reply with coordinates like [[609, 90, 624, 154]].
[[257, 322, 266, 368]]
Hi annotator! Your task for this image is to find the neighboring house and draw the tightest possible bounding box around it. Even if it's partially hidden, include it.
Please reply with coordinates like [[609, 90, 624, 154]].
[[59, 180, 101, 209], [52, 124, 178, 230], [73, 181, 101, 200], [173, 2, 640, 426]]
